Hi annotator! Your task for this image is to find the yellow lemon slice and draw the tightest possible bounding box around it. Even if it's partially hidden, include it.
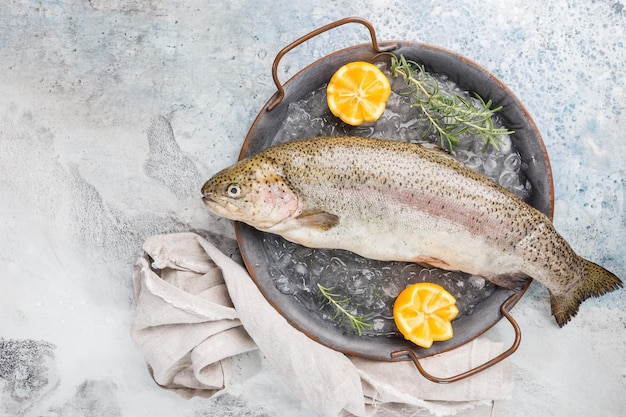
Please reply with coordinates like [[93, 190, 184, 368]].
[[393, 282, 459, 348], [326, 61, 391, 126]]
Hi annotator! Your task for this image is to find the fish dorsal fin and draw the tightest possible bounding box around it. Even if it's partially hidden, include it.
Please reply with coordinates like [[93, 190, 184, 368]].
[[295, 211, 339, 231], [418, 142, 463, 164]]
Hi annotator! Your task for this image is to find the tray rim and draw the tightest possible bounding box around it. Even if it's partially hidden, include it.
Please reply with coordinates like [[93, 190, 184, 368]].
[[234, 39, 554, 361]]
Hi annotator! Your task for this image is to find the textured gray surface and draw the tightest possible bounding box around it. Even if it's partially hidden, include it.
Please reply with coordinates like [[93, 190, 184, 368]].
[[1, 1, 624, 416]]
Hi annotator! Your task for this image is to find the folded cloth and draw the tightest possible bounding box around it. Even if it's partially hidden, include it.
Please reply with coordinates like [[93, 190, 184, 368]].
[[131, 236, 257, 399], [132, 233, 513, 417]]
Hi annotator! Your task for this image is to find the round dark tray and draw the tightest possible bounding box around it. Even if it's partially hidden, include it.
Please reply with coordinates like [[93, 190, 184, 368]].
[[234, 18, 554, 382]]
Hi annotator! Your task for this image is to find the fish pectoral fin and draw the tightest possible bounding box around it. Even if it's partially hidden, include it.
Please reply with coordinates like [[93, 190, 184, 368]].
[[485, 272, 530, 291], [295, 211, 339, 231], [414, 256, 455, 270]]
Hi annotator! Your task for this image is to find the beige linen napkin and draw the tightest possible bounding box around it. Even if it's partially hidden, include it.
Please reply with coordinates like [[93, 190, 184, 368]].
[[132, 232, 513, 417]]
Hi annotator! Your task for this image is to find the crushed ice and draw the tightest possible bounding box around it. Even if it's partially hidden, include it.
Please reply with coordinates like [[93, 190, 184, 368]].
[[263, 63, 531, 335]]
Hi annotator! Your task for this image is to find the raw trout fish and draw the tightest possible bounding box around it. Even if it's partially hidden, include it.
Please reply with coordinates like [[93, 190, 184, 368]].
[[201, 136, 622, 326]]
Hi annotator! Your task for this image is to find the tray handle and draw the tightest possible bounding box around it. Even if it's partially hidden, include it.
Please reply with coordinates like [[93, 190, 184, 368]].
[[267, 16, 397, 111], [390, 291, 523, 384]]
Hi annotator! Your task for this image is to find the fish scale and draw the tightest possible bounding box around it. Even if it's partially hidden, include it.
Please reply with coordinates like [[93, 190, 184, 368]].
[[272, 137, 534, 244], [202, 136, 622, 327]]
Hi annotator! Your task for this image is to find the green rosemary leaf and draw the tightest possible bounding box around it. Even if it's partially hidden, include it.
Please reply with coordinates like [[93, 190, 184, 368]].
[[380, 52, 514, 152], [317, 283, 374, 336]]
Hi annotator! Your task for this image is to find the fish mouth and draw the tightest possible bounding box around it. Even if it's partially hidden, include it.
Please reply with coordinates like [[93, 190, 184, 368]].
[[201, 194, 241, 220], [201, 188, 220, 204], [201, 193, 221, 210]]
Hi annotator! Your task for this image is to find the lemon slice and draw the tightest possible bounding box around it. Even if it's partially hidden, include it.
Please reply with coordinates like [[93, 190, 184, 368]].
[[326, 61, 391, 126], [393, 282, 459, 348]]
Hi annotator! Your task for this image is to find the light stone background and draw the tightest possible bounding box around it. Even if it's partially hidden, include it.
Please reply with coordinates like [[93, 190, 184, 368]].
[[1, 0, 625, 416]]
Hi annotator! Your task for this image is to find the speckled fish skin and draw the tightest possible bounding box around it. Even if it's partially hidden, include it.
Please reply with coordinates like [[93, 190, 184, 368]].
[[201, 136, 622, 326]]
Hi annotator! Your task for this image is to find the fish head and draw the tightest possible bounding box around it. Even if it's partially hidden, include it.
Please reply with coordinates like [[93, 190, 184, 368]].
[[201, 156, 299, 230]]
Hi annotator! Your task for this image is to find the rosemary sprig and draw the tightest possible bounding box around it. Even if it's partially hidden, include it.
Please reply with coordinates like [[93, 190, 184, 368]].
[[384, 53, 514, 152], [317, 284, 373, 336]]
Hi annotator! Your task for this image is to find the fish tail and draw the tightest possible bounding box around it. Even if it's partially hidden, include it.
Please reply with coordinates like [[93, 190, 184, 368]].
[[551, 257, 623, 327]]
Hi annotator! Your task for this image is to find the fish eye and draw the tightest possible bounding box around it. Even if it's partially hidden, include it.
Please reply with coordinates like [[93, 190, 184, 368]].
[[225, 183, 241, 198]]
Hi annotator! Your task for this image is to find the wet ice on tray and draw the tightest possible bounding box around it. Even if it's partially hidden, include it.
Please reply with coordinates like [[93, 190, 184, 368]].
[[263, 234, 497, 336], [264, 64, 527, 336]]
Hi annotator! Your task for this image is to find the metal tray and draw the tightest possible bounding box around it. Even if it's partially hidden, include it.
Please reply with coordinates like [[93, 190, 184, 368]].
[[235, 18, 554, 382]]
